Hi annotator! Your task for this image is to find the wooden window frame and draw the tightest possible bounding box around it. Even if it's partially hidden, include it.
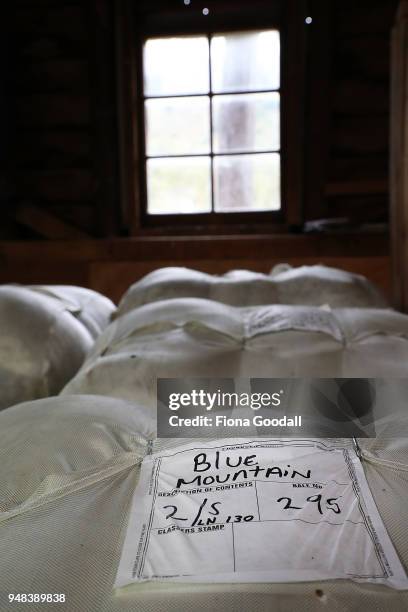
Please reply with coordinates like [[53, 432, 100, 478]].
[[116, 0, 306, 236]]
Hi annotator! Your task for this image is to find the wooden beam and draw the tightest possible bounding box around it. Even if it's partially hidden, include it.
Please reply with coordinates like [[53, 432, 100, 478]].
[[13, 203, 91, 240], [0, 233, 390, 264], [390, 0, 408, 310], [0, 235, 391, 303]]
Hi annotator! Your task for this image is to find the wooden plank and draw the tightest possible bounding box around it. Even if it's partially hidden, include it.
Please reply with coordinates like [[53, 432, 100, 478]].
[[13, 4, 88, 63], [390, 0, 408, 310], [15, 60, 89, 93], [325, 179, 388, 196], [13, 130, 91, 169], [15, 169, 95, 203], [0, 255, 389, 305], [137, 0, 281, 33], [17, 34, 88, 61], [334, 0, 399, 36], [16, 94, 89, 127], [282, 0, 307, 226], [13, 204, 91, 240], [332, 80, 389, 115], [0, 234, 390, 265], [0, 4, 13, 179], [325, 195, 388, 223], [111, 234, 389, 260], [46, 204, 97, 233], [0, 262, 89, 287], [137, 0, 281, 17], [328, 156, 388, 181], [334, 36, 392, 80], [0, 218, 22, 241], [15, 0, 81, 6], [116, 0, 141, 234], [86, 0, 120, 237], [332, 115, 389, 155], [14, 5, 87, 41], [0, 241, 108, 263], [303, 0, 332, 221]]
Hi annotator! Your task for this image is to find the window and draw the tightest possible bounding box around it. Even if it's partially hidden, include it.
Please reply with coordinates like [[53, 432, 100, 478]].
[[120, 0, 304, 233], [143, 31, 281, 215]]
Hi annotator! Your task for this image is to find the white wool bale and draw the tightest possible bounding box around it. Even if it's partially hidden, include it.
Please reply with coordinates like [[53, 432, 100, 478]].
[[1, 395, 407, 610], [269, 264, 387, 308], [28, 285, 116, 338], [0, 286, 95, 410], [62, 298, 408, 408], [117, 265, 388, 316], [0, 394, 153, 514]]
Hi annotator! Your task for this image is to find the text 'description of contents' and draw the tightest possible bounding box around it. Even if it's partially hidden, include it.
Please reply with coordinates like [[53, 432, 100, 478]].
[[115, 439, 407, 589]]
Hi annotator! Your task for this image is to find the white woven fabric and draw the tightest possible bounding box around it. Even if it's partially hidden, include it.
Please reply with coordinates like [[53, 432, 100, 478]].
[[117, 265, 388, 316], [0, 395, 407, 611], [62, 298, 408, 407], [0, 284, 115, 410], [28, 285, 116, 339]]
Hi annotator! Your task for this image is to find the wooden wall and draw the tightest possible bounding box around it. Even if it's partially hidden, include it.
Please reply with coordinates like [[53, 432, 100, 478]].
[[0, 234, 391, 304], [2, 0, 118, 240], [1, 0, 398, 236], [0, 0, 399, 303], [390, 0, 408, 310], [305, 0, 398, 223], [330, 0, 397, 222]]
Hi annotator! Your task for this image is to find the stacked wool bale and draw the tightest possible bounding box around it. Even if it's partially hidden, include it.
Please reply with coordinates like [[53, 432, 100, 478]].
[[28, 285, 116, 339], [63, 265, 397, 407], [0, 285, 115, 410], [117, 264, 389, 315], [0, 395, 407, 611], [1, 267, 407, 611], [62, 302, 408, 409], [62, 266, 408, 608], [0, 395, 155, 611]]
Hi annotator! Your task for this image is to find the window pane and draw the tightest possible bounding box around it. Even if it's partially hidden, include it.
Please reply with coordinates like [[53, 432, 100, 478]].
[[146, 97, 210, 156], [147, 157, 211, 214], [211, 30, 280, 94], [144, 37, 209, 96], [212, 92, 280, 153], [214, 153, 280, 212]]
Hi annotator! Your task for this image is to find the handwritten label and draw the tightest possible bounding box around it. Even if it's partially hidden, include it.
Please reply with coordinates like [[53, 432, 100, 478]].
[[115, 439, 407, 589]]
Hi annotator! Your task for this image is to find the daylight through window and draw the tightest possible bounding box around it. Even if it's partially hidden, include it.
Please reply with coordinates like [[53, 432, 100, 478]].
[[143, 30, 281, 215]]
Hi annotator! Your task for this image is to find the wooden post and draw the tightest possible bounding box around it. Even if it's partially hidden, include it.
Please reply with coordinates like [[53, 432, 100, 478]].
[[391, 0, 408, 310]]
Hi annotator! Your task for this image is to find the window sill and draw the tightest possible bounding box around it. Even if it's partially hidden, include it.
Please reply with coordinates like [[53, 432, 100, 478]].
[[0, 231, 389, 262]]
